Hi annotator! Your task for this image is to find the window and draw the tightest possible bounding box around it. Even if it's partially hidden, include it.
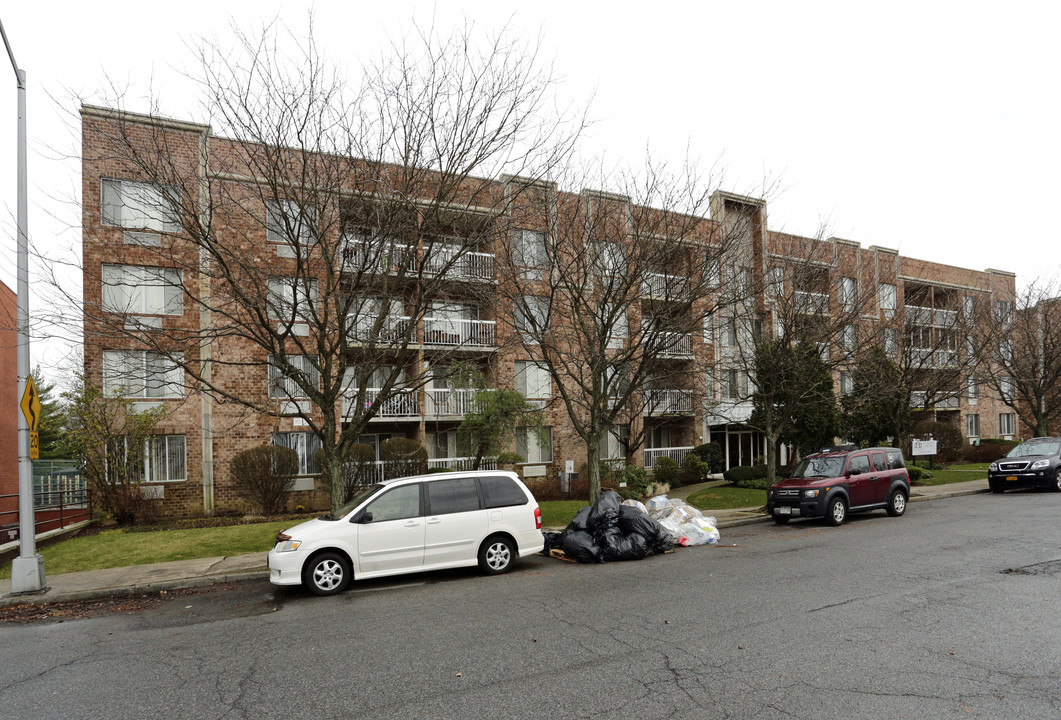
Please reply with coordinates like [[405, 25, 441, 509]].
[[103, 350, 183, 398], [842, 324, 857, 353], [880, 284, 897, 314], [847, 454, 870, 474], [738, 267, 753, 295], [1000, 376, 1015, 402], [102, 265, 183, 315], [767, 267, 784, 297], [1000, 339, 1013, 363], [885, 450, 905, 470], [999, 413, 1016, 436], [426, 430, 475, 461], [719, 317, 737, 347], [101, 179, 179, 233], [996, 300, 1013, 323], [426, 477, 481, 515], [603, 303, 628, 349], [268, 355, 320, 399], [515, 296, 549, 337], [840, 277, 856, 311], [963, 296, 975, 320], [364, 484, 421, 522], [604, 425, 630, 461], [883, 328, 898, 357], [266, 200, 315, 244], [480, 475, 529, 508], [839, 372, 854, 396], [706, 260, 721, 288], [966, 414, 980, 438], [513, 229, 548, 279], [724, 369, 748, 400], [144, 435, 186, 482], [273, 432, 322, 475], [599, 241, 625, 276], [267, 278, 317, 323], [516, 426, 552, 464], [514, 361, 551, 400], [967, 375, 979, 399]]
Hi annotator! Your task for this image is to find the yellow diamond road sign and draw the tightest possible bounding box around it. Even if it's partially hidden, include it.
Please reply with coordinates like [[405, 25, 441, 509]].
[[20, 375, 41, 432]]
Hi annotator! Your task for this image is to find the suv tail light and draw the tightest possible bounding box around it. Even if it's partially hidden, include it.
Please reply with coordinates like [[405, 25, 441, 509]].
[[534, 506, 542, 530]]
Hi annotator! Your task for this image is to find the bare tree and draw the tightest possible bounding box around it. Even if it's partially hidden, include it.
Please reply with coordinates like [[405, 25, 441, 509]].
[[973, 278, 1061, 437], [492, 160, 744, 502], [67, 19, 584, 511]]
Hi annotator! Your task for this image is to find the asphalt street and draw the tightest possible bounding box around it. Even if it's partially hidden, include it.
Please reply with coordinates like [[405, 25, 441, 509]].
[[3, 491, 1060, 719]]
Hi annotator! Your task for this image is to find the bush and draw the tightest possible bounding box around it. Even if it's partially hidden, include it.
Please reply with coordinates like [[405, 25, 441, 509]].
[[690, 443, 724, 474], [379, 438, 428, 479], [617, 465, 649, 499], [911, 420, 964, 463], [723, 464, 769, 489], [679, 453, 711, 487], [961, 438, 1020, 463], [230, 445, 299, 515], [652, 456, 681, 487], [907, 464, 933, 482]]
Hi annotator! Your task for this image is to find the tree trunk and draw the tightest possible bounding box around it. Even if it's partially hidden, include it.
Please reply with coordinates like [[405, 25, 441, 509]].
[[586, 437, 602, 503]]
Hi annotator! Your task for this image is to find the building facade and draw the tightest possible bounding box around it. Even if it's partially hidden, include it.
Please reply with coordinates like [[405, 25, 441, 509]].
[[81, 106, 1018, 517]]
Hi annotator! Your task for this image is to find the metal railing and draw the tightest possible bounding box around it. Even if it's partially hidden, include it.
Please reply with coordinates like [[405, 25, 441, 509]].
[[422, 245, 495, 281], [642, 272, 689, 299], [423, 317, 497, 347], [0, 475, 91, 544], [905, 304, 958, 327], [342, 388, 420, 419], [347, 314, 412, 343], [425, 388, 476, 416], [341, 238, 417, 274], [650, 331, 693, 357], [794, 290, 829, 313], [644, 389, 694, 415], [644, 446, 694, 469]]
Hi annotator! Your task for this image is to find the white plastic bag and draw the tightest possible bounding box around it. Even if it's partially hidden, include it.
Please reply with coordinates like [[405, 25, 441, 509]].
[[646, 495, 671, 510], [621, 499, 649, 515]]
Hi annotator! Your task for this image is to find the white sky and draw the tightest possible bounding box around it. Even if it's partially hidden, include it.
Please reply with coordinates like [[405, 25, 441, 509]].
[[1, 1, 1058, 376]]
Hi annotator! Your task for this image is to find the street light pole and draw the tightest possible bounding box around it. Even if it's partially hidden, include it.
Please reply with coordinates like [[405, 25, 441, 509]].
[[2, 18, 46, 594]]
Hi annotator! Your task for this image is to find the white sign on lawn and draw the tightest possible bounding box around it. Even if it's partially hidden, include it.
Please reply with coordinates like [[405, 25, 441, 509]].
[[912, 438, 938, 456]]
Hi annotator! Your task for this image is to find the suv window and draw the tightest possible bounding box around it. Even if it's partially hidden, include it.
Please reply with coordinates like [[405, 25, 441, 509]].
[[480, 475, 528, 508], [364, 484, 421, 522], [791, 456, 845, 478], [870, 452, 887, 471], [426, 477, 481, 515], [847, 454, 870, 475], [885, 450, 905, 470]]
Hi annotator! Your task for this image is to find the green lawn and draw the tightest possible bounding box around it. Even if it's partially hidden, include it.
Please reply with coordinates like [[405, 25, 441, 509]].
[[911, 461, 989, 486], [685, 485, 766, 511], [0, 520, 295, 580], [539, 500, 586, 528]]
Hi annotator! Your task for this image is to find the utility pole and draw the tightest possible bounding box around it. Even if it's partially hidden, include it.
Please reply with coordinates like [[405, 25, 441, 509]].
[[2, 18, 46, 594]]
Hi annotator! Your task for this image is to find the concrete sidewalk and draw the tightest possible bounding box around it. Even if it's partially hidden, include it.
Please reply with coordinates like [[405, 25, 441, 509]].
[[0, 478, 990, 608]]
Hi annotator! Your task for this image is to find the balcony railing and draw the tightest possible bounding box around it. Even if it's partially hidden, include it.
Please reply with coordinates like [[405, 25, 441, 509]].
[[348, 315, 411, 344], [905, 305, 958, 327], [642, 272, 689, 299], [427, 456, 498, 472], [342, 388, 420, 420], [650, 331, 693, 357], [425, 388, 477, 416], [911, 347, 958, 368], [794, 290, 829, 314], [644, 446, 694, 469], [644, 389, 694, 415], [910, 391, 960, 409], [341, 238, 418, 274], [423, 317, 497, 348], [422, 244, 495, 281]]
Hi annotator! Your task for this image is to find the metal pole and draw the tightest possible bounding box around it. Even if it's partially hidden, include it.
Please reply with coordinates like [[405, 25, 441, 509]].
[[2, 18, 46, 594]]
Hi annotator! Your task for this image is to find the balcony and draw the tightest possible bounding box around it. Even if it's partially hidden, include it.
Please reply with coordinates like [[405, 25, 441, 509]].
[[644, 446, 694, 469], [348, 315, 412, 344], [910, 391, 960, 409], [649, 331, 693, 358], [644, 389, 694, 416], [425, 388, 477, 417], [423, 317, 497, 348], [910, 347, 958, 368], [342, 388, 420, 420], [905, 305, 958, 327], [341, 237, 417, 274], [348, 456, 499, 483], [794, 290, 829, 314], [642, 272, 689, 300], [422, 244, 495, 281]]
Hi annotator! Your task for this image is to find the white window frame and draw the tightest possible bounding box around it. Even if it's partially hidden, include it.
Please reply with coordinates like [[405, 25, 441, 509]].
[[103, 350, 183, 398], [840, 277, 857, 311], [516, 426, 552, 464], [102, 264, 183, 316], [101, 178, 180, 233], [883, 328, 898, 357], [604, 424, 630, 461], [963, 296, 975, 320], [515, 296, 549, 338], [996, 300, 1013, 324], [967, 375, 979, 399], [513, 229, 548, 279], [839, 371, 854, 396], [266, 199, 316, 245], [843, 324, 857, 353], [965, 414, 980, 438], [514, 361, 551, 400], [273, 431, 322, 475], [144, 435, 187, 482], [880, 283, 897, 313], [267, 277, 318, 323], [268, 355, 320, 400], [999, 413, 1016, 436]]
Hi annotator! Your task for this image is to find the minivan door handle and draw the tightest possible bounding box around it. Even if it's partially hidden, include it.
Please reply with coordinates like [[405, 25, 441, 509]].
[[403, 520, 420, 527], [427, 517, 441, 525]]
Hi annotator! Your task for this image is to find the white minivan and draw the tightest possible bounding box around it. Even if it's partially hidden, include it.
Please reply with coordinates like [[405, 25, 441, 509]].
[[268, 470, 545, 595]]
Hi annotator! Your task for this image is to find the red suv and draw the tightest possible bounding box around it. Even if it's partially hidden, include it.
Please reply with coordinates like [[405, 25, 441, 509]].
[[766, 446, 911, 526]]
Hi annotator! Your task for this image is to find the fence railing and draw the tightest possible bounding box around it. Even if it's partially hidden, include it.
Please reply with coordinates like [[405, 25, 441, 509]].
[[644, 389, 694, 415], [644, 446, 694, 469], [650, 331, 693, 357], [425, 388, 476, 416], [342, 388, 421, 419], [1, 475, 90, 544], [343, 456, 499, 484], [642, 272, 689, 299], [422, 245, 495, 281], [423, 317, 497, 347]]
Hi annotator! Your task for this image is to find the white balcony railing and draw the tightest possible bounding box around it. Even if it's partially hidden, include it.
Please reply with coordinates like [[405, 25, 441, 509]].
[[905, 305, 958, 328], [644, 389, 694, 415], [911, 347, 958, 368], [425, 388, 476, 416], [342, 388, 420, 420], [348, 315, 411, 344], [423, 317, 496, 347], [910, 391, 960, 409], [427, 456, 498, 472], [651, 331, 693, 357], [422, 244, 495, 281], [341, 238, 417, 274], [644, 446, 694, 469], [794, 290, 829, 313], [642, 272, 689, 299]]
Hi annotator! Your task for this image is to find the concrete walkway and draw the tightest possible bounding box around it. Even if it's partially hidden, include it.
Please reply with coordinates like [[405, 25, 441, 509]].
[[0, 478, 990, 608]]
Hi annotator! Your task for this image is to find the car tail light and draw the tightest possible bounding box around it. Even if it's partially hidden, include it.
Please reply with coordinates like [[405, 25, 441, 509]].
[[534, 506, 542, 530]]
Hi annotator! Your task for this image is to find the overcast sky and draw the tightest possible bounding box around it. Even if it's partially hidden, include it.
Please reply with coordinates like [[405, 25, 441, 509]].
[[1, 1, 1058, 374]]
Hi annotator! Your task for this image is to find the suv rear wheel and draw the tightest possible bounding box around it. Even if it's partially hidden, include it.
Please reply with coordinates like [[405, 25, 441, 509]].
[[886, 489, 908, 517], [825, 496, 847, 526]]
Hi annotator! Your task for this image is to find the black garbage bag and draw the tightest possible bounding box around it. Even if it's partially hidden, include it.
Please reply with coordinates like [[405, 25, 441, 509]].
[[541, 531, 563, 552], [587, 491, 622, 534], [560, 528, 602, 563], [598, 527, 650, 562], [617, 504, 675, 555], [568, 506, 593, 532]]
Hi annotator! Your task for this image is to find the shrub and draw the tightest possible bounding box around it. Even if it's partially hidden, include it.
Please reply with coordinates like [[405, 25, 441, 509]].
[[617, 465, 650, 499], [911, 420, 964, 463], [380, 438, 428, 479], [680, 453, 711, 486], [652, 456, 681, 487], [961, 438, 1019, 463], [907, 464, 933, 482], [230, 445, 299, 515], [690, 442, 724, 474], [723, 464, 769, 489]]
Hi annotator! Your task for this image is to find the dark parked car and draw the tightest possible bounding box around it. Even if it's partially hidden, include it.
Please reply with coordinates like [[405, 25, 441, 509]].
[[988, 437, 1061, 493], [766, 446, 911, 526]]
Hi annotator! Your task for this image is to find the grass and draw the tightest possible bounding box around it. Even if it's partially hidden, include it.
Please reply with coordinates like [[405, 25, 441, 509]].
[[0, 520, 297, 580], [911, 461, 989, 486], [685, 485, 766, 511], [539, 500, 586, 528]]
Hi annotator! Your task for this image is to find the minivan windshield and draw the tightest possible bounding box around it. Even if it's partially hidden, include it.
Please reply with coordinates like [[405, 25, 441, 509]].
[[1008, 441, 1061, 458], [790, 456, 845, 479], [318, 484, 384, 521]]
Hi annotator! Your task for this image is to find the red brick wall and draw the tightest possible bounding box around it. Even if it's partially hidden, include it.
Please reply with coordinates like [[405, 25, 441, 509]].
[[0, 281, 18, 522]]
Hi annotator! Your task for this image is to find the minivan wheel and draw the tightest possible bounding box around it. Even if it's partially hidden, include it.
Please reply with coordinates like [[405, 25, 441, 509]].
[[303, 552, 351, 596], [825, 497, 847, 526], [478, 536, 516, 575], [887, 489, 908, 517]]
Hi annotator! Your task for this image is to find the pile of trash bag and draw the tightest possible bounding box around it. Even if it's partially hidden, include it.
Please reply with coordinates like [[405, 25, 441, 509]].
[[542, 491, 674, 563], [643, 495, 720, 546]]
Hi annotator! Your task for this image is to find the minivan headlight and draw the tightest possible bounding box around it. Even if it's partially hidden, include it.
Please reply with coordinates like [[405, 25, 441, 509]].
[[1031, 459, 1050, 470], [275, 532, 301, 552]]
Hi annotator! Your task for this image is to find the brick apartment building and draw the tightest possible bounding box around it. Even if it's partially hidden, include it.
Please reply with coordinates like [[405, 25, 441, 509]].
[[81, 105, 1018, 517], [0, 281, 18, 530]]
